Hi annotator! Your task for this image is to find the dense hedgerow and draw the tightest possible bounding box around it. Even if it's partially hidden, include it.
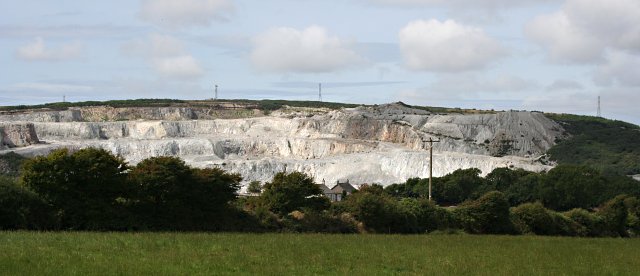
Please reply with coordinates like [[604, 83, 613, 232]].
[[1, 148, 639, 236]]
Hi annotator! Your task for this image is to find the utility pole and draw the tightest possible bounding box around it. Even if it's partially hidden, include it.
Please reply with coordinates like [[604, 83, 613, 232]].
[[318, 83, 322, 102], [597, 96, 601, 117], [424, 137, 440, 201]]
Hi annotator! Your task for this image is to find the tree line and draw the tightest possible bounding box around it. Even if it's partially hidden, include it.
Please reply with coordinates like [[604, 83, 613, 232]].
[[1, 148, 639, 237]]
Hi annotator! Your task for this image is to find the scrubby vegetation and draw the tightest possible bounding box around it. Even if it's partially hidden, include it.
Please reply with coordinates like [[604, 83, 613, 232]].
[[0, 99, 187, 111], [398, 101, 497, 114], [233, 99, 359, 111], [0, 152, 26, 176], [387, 166, 640, 210], [0, 98, 499, 116], [2, 148, 639, 237], [0, 98, 360, 112], [546, 113, 640, 176]]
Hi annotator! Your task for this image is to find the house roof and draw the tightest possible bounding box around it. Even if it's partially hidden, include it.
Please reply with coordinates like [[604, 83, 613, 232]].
[[316, 183, 337, 194], [331, 182, 356, 193]]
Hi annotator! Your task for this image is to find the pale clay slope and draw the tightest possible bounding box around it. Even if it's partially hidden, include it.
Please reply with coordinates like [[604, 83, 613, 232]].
[[0, 103, 562, 185]]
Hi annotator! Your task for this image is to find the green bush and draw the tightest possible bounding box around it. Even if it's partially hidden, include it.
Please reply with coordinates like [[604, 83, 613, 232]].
[[260, 171, 329, 215], [511, 202, 556, 235], [0, 177, 56, 230], [0, 152, 27, 176], [283, 210, 357, 233], [538, 165, 605, 210], [21, 148, 131, 230], [128, 156, 241, 230], [453, 191, 514, 234], [343, 185, 398, 233], [511, 202, 584, 236], [564, 208, 605, 237], [505, 174, 543, 206], [623, 197, 640, 236], [597, 195, 630, 237], [433, 168, 485, 205], [552, 211, 585, 236], [477, 168, 533, 197]]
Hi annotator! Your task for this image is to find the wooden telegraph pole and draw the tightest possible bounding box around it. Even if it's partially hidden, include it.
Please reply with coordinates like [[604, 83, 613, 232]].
[[424, 137, 440, 201]]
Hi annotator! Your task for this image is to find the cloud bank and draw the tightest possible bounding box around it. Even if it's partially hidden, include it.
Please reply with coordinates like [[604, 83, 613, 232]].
[[250, 25, 365, 73], [16, 37, 83, 61], [526, 0, 640, 64], [139, 0, 234, 28], [122, 34, 204, 80], [399, 19, 505, 72]]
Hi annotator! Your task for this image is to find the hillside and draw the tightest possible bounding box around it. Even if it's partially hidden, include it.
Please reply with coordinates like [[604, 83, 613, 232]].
[[0, 99, 359, 114], [546, 114, 640, 176], [2, 99, 637, 183], [0, 100, 562, 185]]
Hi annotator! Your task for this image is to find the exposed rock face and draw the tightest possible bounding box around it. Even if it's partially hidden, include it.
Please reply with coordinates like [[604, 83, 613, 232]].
[[0, 103, 563, 185], [0, 123, 39, 149], [0, 105, 260, 122]]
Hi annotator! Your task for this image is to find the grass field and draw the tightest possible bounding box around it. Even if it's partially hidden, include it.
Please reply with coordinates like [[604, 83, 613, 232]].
[[1, 232, 638, 275]]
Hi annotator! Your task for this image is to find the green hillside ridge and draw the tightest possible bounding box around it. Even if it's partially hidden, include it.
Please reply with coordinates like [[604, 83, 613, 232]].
[[546, 113, 640, 176], [0, 98, 491, 114], [0, 98, 360, 113]]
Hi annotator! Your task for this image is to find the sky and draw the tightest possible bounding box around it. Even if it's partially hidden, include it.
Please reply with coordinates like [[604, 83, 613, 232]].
[[1, 0, 639, 124]]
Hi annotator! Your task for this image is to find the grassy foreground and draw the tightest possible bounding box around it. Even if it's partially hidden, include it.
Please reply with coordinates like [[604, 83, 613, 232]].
[[1, 232, 638, 275]]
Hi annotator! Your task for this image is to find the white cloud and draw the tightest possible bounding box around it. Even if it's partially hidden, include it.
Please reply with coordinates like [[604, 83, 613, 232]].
[[122, 34, 204, 80], [250, 25, 365, 73], [398, 19, 505, 72], [593, 52, 640, 87], [368, 0, 554, 8], [9, 82, 94, 93], [526, 0, 640, 64], [139, 0, 233, 28], [16, 37, 83, 61], [546, 79, 584, 91], [392, 74, 536, 112], [429, 74, 537, 97], [152, 55, 205, 79], [0, 25, 140, 39], [521, 91, 598, 114], [526, 12, 602, 63]]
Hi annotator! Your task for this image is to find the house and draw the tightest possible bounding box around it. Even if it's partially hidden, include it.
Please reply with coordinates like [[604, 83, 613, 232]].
[[329, 179, 357, 202], [316, 179, 342, 202], [316, 183, 340, 202]]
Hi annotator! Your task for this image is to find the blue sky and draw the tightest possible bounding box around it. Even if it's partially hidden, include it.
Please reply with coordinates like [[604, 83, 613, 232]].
[[1, 0, 639, 124]]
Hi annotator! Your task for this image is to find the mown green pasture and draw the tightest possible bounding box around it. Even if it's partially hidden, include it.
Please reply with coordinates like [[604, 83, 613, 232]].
[[1, 232, 638, 275]]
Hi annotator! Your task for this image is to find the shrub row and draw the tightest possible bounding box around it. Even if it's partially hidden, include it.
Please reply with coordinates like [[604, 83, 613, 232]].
[[1, 148, 639, 236], [386, 166, 640, 211]]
